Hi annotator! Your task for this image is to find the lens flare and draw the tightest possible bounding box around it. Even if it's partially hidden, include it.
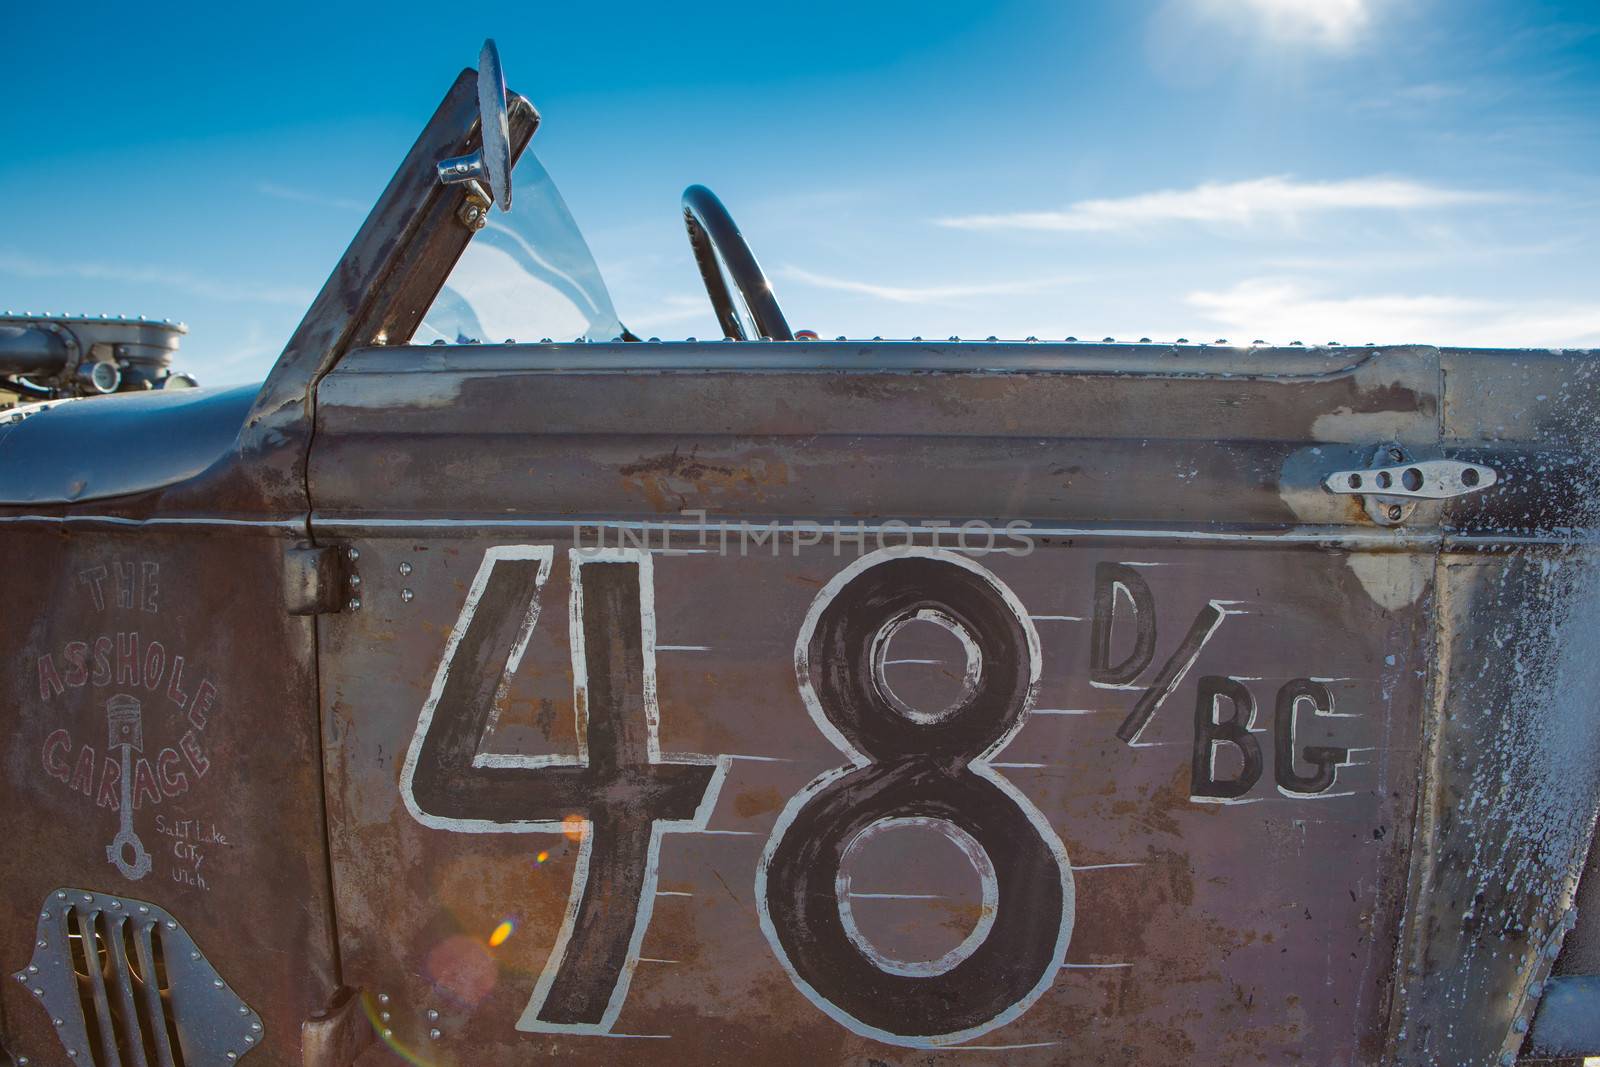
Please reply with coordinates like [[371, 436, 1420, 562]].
[[535, 850, 549, 864], [562, 813, 586, 841], [488, 919, 514, 948]]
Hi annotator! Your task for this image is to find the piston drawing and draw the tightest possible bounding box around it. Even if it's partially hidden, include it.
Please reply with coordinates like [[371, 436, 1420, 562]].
[[105, 692, 152, 880]]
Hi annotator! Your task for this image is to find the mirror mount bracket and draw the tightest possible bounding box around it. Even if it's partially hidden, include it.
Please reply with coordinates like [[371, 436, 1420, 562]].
[[436, 38, 515, 211]]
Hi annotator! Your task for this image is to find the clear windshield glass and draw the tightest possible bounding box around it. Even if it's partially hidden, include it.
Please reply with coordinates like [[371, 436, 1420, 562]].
[[412, 152, 624, 345]]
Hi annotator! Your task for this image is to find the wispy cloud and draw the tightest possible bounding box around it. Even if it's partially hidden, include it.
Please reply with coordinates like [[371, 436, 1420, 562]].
[[1190, 0, 1377, 50], [1186, 277, 1600, 347], [0, 250, 315, 307], [781, 266, 1079, 304], [257, 182, 367, 213], [937, 176, 1505, 234]]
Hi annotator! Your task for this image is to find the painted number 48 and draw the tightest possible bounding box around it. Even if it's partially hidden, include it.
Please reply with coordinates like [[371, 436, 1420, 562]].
[[401, 545, 1071, 1047]]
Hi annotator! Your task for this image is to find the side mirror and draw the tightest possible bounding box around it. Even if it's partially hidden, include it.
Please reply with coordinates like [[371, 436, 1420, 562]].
[[436, 38, 513, 210]]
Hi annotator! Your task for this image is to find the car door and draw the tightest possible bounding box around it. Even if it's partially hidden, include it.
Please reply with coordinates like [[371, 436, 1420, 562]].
[[306, 336, 1465, 1063]]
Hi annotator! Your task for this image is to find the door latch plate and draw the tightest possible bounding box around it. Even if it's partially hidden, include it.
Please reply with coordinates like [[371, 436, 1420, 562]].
[[1324, 448, 1498, 526]]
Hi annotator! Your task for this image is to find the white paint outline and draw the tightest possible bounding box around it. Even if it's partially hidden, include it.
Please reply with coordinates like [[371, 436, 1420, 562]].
[[871, 608, 983, 726], [1275, 688, 1363, 800], [1190, 679, 1263, 807], [757, 546, 1074, 1049], [395, 543, 730, 1037], [835, 817, 999, 978]]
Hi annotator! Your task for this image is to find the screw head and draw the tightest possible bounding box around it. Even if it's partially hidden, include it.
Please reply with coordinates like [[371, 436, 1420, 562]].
[[401, 588, 415, 603], [348, 597, 362, 611], [378, 993, 390, 1005], [349, 573, 361, 588], [1387, 504, 1403, 521], [347, 547, 360, 561], [399, 561, 413, 576], [430, 1028, 443, 1040], [213, 978, 224, 988], [1389, 447, 1404, 462]]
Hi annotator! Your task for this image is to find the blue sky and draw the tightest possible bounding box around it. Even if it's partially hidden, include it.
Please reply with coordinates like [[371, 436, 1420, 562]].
[[3, 0, 1599, 384]]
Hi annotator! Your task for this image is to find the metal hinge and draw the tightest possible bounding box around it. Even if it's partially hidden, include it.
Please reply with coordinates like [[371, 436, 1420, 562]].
[[1324, 445, 1498, 526], [283, 543, 355, 615]]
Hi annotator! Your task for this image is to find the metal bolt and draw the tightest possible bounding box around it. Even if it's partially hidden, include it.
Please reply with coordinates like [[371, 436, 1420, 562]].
[[1387, 505, 1403, 521], [56, 891, 66, 899], [380, 1011, 392, 1023], [138, 905, 148, 914], [347, 547, 360, 561], [427, 1009, 439, 1021], [81, 895, 92, 903], [430, 1028, 443, 1040], [34, 987, 44, 995], [246, 1035, 255, 1044], [238, 1005, 249, 1014], [110, 900, 121, 908], [28, 964, 38, 973], [401, 588, 414, 602], [252, 1021, 262, 1031], [1389, 447, 1404, 462], [383, 1029, 394, 1039], [349, 573, 361, 588], [191, 951, 201, 960], [213, 978, 224, 988], [54, 1018, 64, 1026], [165, 920, 176, 929], [399, 561, 413, 576], [378, 993, 390, 1005], [348, 597, 362, 611]]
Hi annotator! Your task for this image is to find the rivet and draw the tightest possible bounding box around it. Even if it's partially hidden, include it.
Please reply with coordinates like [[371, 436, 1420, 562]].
[[347, 547, 360, 561], [213, 978, 224, 988], [69, 1051, 78, 1058], [18, 1057, 28, 1065], [81, 895, 92, 903], [227, 1054, 237, 1061], [191, 951, 201, 960], [349, 597, 362, 611], [246, 1035, 255, 1044], [430, 1028, 442, 1040], [380, 1011, 392, 1023], [349, 574, 361, 588], [1387, 504, 1403, 521], [28, 964, 38, 973], [378, 993, 390, 1005], [138, 906, 149, 914], [34, 987, 44, 995], [1514, 1017, 1528, 1033], [401, 589, 414, 602], [399, 561, 413, 576], [1530, 982, 1543, 997], [56, 891, 66, 899], [238, 1005, 249, 1014], [37, 940, 46, 948], [165, 920, 176, 929], [54, 1018, 64, 1026], [427, 1009, 439, 1021], [1500, 1054, 1514, 1066], [1389, 447, 1404, 462], [110, 900, 121, 908], [252, 1021, 262, 1031], [383, 1029, 393, 1039]]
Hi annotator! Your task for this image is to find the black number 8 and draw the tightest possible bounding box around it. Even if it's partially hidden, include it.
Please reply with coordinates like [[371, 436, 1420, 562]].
[[757, 549, 1074, 1046]]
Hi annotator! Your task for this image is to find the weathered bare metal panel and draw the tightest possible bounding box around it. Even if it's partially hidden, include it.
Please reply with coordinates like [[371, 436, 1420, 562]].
[[0, 522, 341, 1065], [309, 346, 1443, 1063]]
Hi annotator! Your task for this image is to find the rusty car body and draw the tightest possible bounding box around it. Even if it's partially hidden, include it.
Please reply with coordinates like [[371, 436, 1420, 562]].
[[3, 42, 1600, 1067]]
